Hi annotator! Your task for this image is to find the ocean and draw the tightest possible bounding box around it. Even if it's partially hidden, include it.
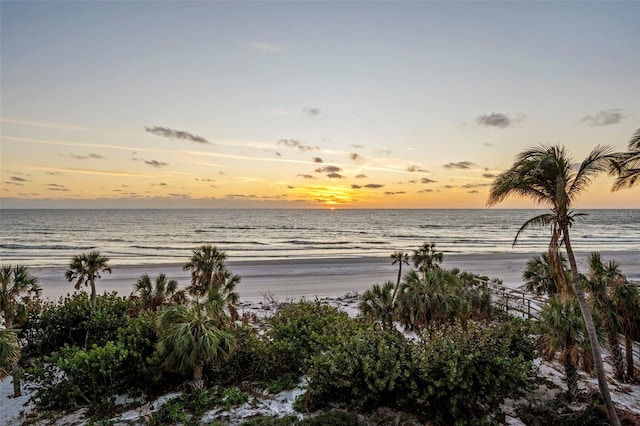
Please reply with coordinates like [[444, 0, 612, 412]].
[[1, 209, 638, 269]]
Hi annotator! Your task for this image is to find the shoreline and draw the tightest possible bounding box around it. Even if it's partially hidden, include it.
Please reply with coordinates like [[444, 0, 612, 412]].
[[27, 250, 640, 303]]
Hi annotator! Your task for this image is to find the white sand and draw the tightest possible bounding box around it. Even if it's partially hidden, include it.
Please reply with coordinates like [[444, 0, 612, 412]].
[[28, 250, 640, 302]]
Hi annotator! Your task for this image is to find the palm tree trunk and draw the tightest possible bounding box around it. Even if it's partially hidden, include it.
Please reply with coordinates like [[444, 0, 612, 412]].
[[565, 360, 579, 402], [192, 360, 204, 390], [392, 265, 402, 303], [562, 226, 620, 426], [626, 334, 635, 381], [607, 331, 626, 381], [90, 279, 97, 309], [548, 227, 569, 295], [12, 364, 21, 397]]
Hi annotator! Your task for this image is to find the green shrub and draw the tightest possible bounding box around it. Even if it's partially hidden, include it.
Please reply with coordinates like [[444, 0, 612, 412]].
[[222, 386, 248, 408], [303, 327, 416, 411], [268, 301, 356, 374], [412, 321, 536, 425]]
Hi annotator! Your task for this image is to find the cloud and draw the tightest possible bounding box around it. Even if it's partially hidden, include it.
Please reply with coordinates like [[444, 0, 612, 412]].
[[151, 182, 168, 186], [351, 184, 362, 189], [0, 117, 87, 131], [315, 165, 342, 173], [277, 138, 317, 152], [312, 157, 323, 163], [70, 153, 104, 160], [349, 153, 361, 161], [302, 107, 321, 118], [364, 183, 384, 189], [10, 176, 29, 182], [476, 112, 525, 128], [327, 172, 346, 179], [468, 190, 479, 194], [384, 191, 406, 195], [374, 149, 392, 156], [461, 183, 491, 189], [581, 109, 625, 126], [355, 174, 367, 179], [47, 183, 70, 192], [246, 42, 285, 53], [145, 126, 210, 144], [351, 144, 365, 149], [482, 173, 497, 178], [443, 161, 475, 169], [483, 142, 494, 147], [195, 178, 216, 182], [144, 160, 169, 168], [419, 189, 434, 193], [297, 174, 316, 179], [406, 165, 428, 173], [421, 177, 436, 184]]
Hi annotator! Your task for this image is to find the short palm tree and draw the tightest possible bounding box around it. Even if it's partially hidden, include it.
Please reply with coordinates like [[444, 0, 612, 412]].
[[396, 269, 467, 332], [390, 251, 409, 302], [487, 144, 620, 425], [184, 245, 227, 299], [133, 273, 185, 311], [0, 328, 19, 380], [0, 264, 41, 396], [585, 252, 626, 381], [610, 128, 640, 191], [65, 251, 111, 308], [412, 242, 443, 279], [611, 283, 640, 381], [359, 281, 395, 330], [158, 299, 236, 390], [523, 253, 569, 296], [537, 297, 595, 401]]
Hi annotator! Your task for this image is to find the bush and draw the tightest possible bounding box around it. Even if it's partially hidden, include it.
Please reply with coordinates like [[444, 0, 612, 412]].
[[22, 292, 135, 356], [412, 321, 536, 425], [303, 327, 416, 411], [268, 301, 355, 374]]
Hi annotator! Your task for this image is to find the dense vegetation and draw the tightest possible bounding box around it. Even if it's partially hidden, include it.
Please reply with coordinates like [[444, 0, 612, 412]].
[[0, 235, 638, 424]]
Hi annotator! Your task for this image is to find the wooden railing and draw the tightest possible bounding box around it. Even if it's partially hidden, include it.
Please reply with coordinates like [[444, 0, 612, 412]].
[[478, 278, 640, 366]]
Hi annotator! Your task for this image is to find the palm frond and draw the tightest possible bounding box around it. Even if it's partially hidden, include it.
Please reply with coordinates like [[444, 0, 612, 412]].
[[512, 213, 555, 246]]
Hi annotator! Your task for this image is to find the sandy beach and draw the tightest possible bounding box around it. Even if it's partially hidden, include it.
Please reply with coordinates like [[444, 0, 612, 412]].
[[29, 250, 640, 302]]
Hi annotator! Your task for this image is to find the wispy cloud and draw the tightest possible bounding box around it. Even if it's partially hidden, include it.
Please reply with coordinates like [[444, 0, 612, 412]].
[[355, 174, 367, 179], [421, 177, 436, 184], [70, 153, 104, 160], [327, 172, 345, 179], [315, 165, 342, 173], [406, 164, 428, 173], [476, 112, 525, 128], [352, 184, 362, 189], [581, 109, 625, 126], [145, 126, 210, 144], [364, 183, 384, 189], [312, 157, 323, 163], [374, 149, 392, 156], [277, 138, 317, 152], [246, 41, 286, 53], [443, 161, 475, 169], [10, 176, 29, 182], [302, 107, 321, 118], [297, 174, 316, 179], [482, 173, 497, 178], [349, 153, 361, 161], [144, 160, 169, 168], [0, 117, 87, 131]]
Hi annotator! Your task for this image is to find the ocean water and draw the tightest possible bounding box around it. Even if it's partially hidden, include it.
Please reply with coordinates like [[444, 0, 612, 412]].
[[0, 209, 638, 268]]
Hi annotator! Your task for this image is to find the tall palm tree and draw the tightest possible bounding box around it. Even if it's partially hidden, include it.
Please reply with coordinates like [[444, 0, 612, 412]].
[[390, 251, 409, 302], [0, 265, 41, 396], [523, 253, 569, 296], [611, 283, 640, 381], [585, 253, 626, 381], [537, 297, 594, 401], [610, 128, 640, 191], [412, 242, 443, 279], [133, 273, 185, 311], [183, 245, 227, 298], [65, 251, 111, 308], [487, 144, 620, 425], [0, 328, 19, 381], [158, 299, 236, 390], [359, 281, 395, 330]]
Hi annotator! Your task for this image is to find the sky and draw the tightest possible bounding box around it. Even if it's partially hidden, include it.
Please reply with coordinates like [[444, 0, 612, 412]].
[[1, 1, 638, 209]]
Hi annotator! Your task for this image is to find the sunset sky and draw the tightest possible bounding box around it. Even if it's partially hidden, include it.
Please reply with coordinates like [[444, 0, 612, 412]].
[[1, 1, 638, 209]]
